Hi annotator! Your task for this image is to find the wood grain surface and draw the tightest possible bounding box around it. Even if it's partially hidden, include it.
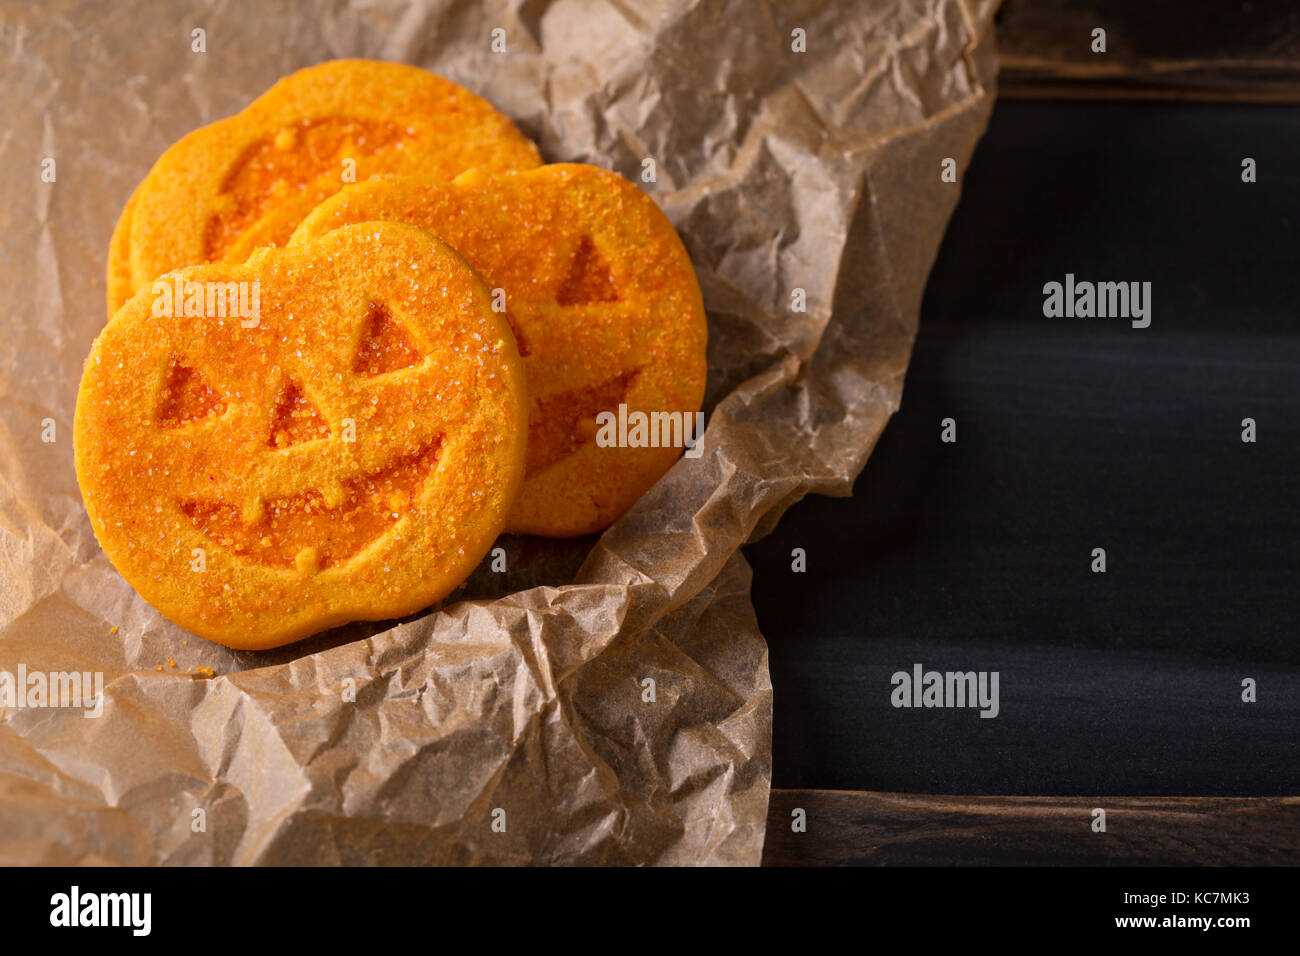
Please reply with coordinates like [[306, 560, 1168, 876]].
[[996, 0, 1300, 102], [744, 95, 1298, 864], [743, 9, 1300, 868], [763, 790, 1300, 866]]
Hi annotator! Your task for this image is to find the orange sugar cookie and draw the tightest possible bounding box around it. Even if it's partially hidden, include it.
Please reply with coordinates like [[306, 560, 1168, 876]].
[[291, 164, 709, 537], [105, 182, 141, 319], [106, 59, 541, 314], [76, 222, 527, 649]]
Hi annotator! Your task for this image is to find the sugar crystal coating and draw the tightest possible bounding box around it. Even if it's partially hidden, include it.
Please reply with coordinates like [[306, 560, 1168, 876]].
[[290, 164, 708, 537], [77, 223, 528, 649], [106, 60, 541, 315]]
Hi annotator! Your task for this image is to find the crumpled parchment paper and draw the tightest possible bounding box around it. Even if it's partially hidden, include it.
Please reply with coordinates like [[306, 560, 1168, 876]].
[[0, 0, 998, 864]]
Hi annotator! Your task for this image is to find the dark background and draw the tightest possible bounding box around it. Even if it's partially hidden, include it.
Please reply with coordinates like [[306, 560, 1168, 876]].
[[745, 99, 1299, 797]]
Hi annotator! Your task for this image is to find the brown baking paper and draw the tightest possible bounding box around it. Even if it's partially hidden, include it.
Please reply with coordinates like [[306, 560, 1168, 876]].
[[0, 0, 998, 865]]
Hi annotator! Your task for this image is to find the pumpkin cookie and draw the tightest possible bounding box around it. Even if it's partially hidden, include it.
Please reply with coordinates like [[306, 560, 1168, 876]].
[[291, 164, 708, 537], [106, 182, 141, 319], [77, 222, 528, 649], [107, 59, 540, 313]]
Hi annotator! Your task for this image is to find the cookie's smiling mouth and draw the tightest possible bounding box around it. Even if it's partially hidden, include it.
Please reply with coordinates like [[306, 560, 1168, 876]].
[[182, 439, 442, 572]]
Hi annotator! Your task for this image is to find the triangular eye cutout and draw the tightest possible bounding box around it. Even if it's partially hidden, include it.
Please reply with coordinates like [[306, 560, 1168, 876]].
[[526, 368, 639, 475], [556, 236, 619, 306], [156, 361, 226, 427], [268, 380, 329, 449], [353, 302, 422, 375]]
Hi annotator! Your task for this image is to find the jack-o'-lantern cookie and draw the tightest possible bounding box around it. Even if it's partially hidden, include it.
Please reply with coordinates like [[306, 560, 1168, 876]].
[[291, 164, 708, 537], [106, 59, 540, 313], [106, 182, 141, 319], [77, 222, 528, 649]]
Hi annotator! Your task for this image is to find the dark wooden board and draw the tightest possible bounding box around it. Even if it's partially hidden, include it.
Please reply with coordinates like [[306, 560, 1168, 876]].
[[745, 98, 1300, 801], [763, 790, 1300, 865], [996, 0, 1300, 102], [742, 94, 1300, 864]]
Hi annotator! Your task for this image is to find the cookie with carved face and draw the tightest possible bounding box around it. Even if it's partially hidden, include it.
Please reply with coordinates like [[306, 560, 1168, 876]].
[[106, 59, 540, 315], [78, 222, 528, 649], [291, 164, 708, 537]]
